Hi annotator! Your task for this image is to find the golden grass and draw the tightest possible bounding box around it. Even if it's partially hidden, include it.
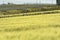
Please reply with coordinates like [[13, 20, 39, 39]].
[[0, 13, 60, 40]]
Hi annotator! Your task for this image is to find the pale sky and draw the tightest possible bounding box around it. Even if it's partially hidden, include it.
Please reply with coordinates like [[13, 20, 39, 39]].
[[0, 0, 56, 4]]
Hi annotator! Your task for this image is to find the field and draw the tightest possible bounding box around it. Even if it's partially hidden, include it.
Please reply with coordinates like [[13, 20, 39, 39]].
[[0, 12, 60, 40]]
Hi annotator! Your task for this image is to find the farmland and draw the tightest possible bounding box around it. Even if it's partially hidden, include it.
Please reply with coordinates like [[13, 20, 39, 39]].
[[0, 4, 60, 40], [0, 11, 60, 40], [0, 4, 60, 18]]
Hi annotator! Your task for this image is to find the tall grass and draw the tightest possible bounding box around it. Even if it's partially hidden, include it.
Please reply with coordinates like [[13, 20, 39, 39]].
[[0, 13, 60, 40]]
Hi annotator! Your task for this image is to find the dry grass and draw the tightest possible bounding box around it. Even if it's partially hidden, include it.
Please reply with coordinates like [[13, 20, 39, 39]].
[[0, 12, 60, 40]]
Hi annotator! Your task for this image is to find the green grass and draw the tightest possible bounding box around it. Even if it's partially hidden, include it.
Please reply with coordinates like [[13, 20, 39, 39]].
[[0, 13, 60, 40]]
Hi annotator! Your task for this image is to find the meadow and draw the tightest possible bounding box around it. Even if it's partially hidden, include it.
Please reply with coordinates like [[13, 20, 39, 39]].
[[0, 12, 60, 40]]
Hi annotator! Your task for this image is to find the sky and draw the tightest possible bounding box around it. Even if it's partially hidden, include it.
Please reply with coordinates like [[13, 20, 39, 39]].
[[0, 0, 56, 4]]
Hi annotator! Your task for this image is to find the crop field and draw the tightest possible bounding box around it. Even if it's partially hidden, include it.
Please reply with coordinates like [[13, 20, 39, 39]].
[[0, 11, 60, 40]]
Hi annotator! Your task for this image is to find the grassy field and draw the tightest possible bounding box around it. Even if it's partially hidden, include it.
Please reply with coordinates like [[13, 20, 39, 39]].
[[0, 12, 60, 40]]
